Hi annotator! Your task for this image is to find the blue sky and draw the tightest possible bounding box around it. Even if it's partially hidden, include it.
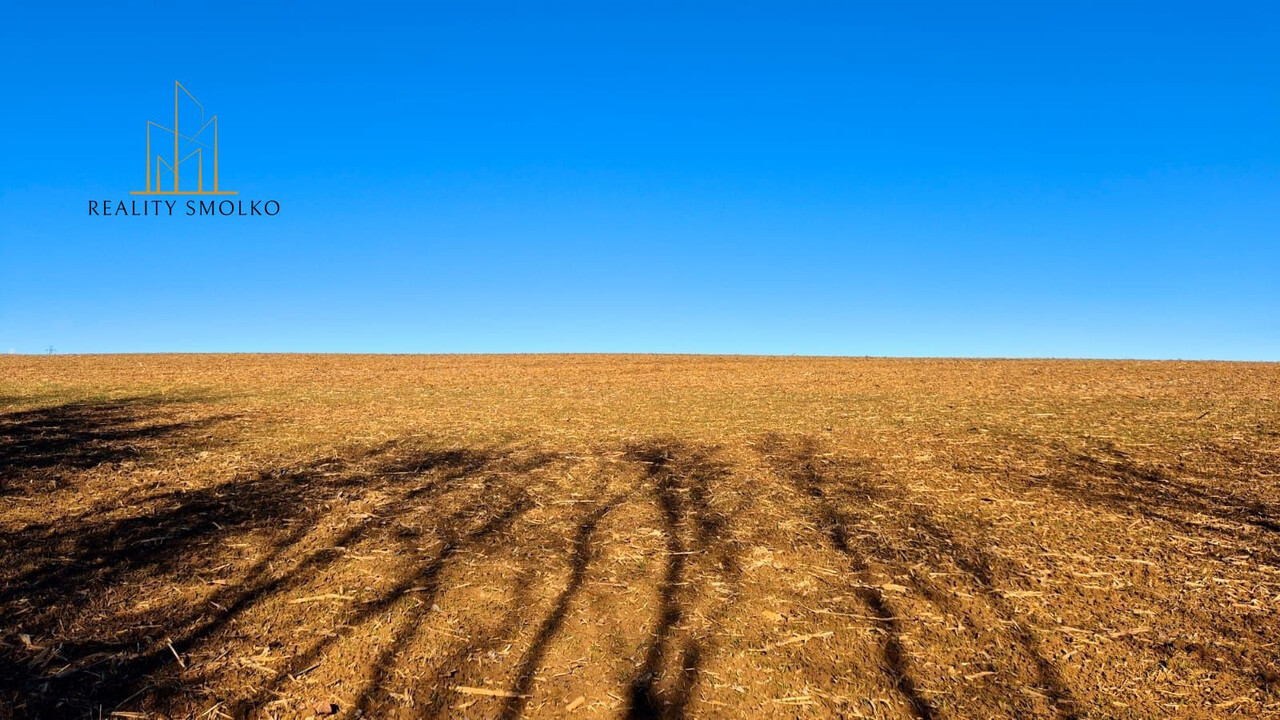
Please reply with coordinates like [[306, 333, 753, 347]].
[[1, 2, 1276, 358]]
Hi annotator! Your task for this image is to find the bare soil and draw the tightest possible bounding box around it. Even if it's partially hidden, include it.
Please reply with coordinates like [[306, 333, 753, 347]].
[[1, 354, 1278, 719]]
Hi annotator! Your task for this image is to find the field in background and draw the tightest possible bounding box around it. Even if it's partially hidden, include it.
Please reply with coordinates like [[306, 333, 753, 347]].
[[1, 354, 1278, 719]]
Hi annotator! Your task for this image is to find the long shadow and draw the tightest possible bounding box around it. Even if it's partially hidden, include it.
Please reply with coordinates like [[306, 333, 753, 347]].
[[904, 511, 1079, 719], [219, 445, 556, 717], [0, 397, 232, 496], [621, 440, 737, 720], [758, 433, 939, 720], [0, 439, 436, 616], [762, 433, 1091, 718], [0, 420, 556, 718], [245, 480, 534, 717], [3, 456, 352, 714], [1038, 442, 1280, 540], [235, 446, 563, 718], [1018, 439, 1280, 696], [500, 492, 628, 719]]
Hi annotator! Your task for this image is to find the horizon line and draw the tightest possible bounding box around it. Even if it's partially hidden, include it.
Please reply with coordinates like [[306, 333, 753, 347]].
[[2, 351, 1276, 364]]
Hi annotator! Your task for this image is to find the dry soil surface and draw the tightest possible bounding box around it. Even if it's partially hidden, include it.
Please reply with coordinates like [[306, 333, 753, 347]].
[[1, 355, 1278, 719]]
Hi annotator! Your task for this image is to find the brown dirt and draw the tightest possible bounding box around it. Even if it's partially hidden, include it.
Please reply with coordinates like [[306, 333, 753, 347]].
[[1, 354, 1278, 719]]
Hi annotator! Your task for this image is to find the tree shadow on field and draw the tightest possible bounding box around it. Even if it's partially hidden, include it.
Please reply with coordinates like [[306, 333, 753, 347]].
[[758, 433, 940, 720], [0, 397, 231, 496], [901, 511, 1078, 718], [619, 439, 740, 720], [245, 467, 539, 719], [499, 488, 630, 720], [1031, 440, 1280, 548], [1018, 439, 1280, 696], [0, 401, 563, 720], [1, 407, 750, 720], [758, 433, 1080, 720]]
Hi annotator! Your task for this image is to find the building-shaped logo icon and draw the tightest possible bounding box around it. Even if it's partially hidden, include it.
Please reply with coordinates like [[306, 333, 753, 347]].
[[131, 82, 236, 195]]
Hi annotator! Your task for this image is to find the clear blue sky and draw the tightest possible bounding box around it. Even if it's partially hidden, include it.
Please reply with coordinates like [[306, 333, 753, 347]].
[[2, 2, 1276, 359]]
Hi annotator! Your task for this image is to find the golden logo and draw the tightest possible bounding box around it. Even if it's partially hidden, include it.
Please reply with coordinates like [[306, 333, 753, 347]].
[[131, 82, 236, 196]]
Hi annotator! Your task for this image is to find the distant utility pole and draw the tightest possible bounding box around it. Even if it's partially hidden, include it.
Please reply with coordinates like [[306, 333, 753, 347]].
[[46, 345, 56, 355]]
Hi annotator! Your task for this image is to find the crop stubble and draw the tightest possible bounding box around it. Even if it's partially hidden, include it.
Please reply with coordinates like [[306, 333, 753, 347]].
[[1, 355, 1277, 718]]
